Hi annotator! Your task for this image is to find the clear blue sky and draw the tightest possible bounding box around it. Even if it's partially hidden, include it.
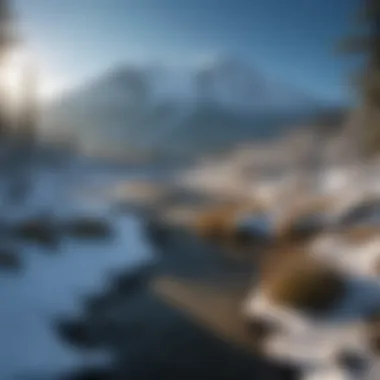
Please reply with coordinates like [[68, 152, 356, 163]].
[[14, 0, 362, 103]]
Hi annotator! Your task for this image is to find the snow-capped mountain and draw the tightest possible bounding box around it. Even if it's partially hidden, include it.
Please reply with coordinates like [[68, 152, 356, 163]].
[[43, 56, 322, 157]]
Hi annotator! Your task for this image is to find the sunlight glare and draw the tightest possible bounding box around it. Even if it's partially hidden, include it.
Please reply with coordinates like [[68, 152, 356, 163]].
[[1, 48, 62, 105]]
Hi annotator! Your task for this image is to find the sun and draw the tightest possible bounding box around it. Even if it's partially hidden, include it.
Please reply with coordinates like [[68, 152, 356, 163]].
[[0, 49, 62, 105]]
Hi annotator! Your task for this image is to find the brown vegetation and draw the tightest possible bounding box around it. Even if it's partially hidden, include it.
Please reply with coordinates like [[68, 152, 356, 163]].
[[263, 256, 345, 315], [194, 200, 268, 248], [194, 202, 248, 240]]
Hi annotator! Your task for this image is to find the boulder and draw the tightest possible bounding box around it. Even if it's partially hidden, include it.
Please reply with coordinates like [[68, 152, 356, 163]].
[[64, 217, 113, 240], [0, 248, 22, 271], [264, 257, 346, 315], [12, 216, 59, 248]]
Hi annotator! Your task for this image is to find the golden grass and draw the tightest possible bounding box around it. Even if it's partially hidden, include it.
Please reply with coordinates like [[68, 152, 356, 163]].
[[194, 202, 238, 240], [194, 201, 254, 239], [194, 199, 269, 248]]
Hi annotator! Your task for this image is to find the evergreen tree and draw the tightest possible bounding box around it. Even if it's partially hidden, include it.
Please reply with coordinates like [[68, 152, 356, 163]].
[[339, 0, 380, 157]]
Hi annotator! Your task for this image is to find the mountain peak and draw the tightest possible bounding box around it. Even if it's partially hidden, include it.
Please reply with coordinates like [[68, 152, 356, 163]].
[[44, 58, 321, 157]]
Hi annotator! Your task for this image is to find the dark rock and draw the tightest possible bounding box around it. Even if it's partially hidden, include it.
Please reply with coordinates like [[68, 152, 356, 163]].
[[64, 217, 113, 240], [12, 217, 59, 248], [83, 292, 125, 316], [336, 350, 368, 373], [369, 330, 380, 356], [338, 199, 380, 227], [232, 226, 270, 249], [0, 248, 22, 271], [112, 268, 152, 295], [280, 216, 324, 245], [55, 318, 102, 350], [143, 218, 170, 247], [61, 367, 117, 380], [244, 317, 278, 350], [266, 258, 346, 315]]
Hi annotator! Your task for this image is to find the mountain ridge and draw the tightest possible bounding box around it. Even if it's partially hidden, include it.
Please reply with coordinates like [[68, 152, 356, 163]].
[[42, 57, 330, 158]]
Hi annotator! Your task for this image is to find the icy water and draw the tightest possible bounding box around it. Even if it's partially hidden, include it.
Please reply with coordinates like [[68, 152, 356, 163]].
[[0, 156, 296, 380], [0, 156, 156, 379]]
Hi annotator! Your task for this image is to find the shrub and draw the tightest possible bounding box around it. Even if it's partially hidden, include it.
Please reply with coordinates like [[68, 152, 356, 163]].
[[194, 203, 239, 241], [264, 257, 346, 315], [194, 200, 268, 246]]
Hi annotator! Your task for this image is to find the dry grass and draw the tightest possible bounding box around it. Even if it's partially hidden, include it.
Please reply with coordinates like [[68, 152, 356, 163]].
[[259, 243, 307, 283], [194, 200, 267, 246], [262, 256, 345, 315], [194, 202, 240, 241]]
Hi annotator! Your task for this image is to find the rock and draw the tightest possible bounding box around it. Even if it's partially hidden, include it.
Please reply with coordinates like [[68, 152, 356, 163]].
[[112, 268, 152, 295], [369, 332, 380, 355], [12, 217, 59, 248], [277, 214, 324, 245], [244, 316, 278, 350], [265, 257, 346, 315], [364, 308, 380, 356], [0, 248, 22, 271], [335, 350, 368, 374], [62, 367, 116, 380], [64, 217, 113, 240], [143, 218, 170, 247], [337, 198, 380, 227], [83, 293, 123, 316], [233, 214, 272, 248], [55, 318, 101, 349]]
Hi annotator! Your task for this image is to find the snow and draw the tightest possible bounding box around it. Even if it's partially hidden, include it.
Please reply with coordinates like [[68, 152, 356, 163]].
[[243, 232, 380, 379], [0, 155, 156, 380], [302, 366, 358, 380]]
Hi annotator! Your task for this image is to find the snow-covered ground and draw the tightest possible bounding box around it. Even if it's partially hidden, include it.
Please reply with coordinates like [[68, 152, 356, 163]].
[[0, 152, 156, 380], [241, 163, 380, 380]]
